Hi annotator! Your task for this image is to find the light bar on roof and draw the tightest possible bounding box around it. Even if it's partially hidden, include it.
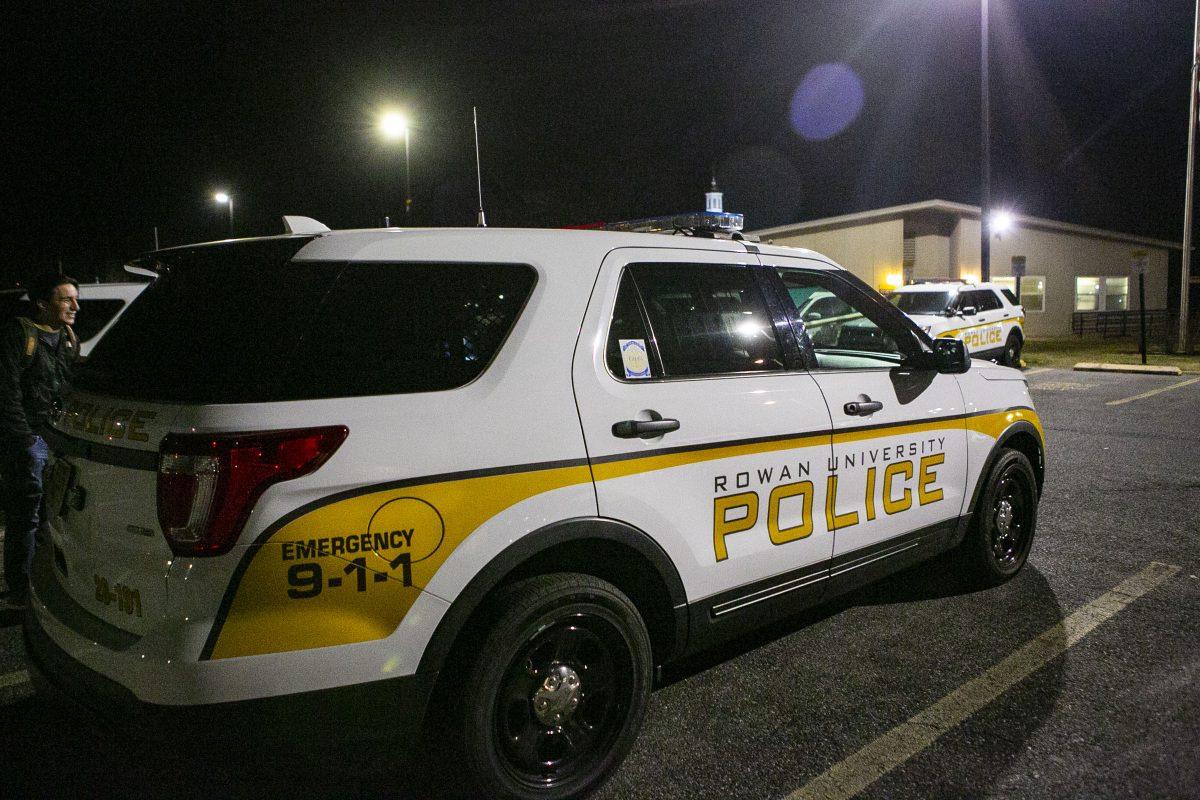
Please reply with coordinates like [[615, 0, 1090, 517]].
[[604, 211, 745, 234]]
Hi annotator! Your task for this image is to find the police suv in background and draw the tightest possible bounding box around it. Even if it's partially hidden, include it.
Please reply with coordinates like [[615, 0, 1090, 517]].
[[25, 215, 1045, 800], [887, 280, 1025, 367]]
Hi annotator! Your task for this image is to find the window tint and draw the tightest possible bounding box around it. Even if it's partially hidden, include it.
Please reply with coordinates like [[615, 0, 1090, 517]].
[[777, 269, 911, 369], [606, 271, 660, 380], [282, 262, 536, 399], [887, 291, 953, 314], [78, 239, 327, 402], [958, 290, 998, 312], [978, 290, 1003, 311], [629, 263, 783, 376], [77, 239, 536, 401], [73, 299, 126, 342]]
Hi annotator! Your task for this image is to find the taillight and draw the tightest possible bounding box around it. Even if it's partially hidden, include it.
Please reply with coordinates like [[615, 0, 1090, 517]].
[[157, 426, 348, 557]]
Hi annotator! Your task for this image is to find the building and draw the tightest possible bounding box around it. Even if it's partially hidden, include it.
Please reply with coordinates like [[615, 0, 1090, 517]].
[[751, 199, 1178, 337]]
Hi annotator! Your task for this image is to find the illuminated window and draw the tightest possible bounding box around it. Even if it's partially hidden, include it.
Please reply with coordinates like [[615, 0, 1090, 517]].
[[1104, 277, 1129, 311], [993, 276, 1045, 312], [1074, 277, 1128, 312], [1075, 277, 1101, 311]]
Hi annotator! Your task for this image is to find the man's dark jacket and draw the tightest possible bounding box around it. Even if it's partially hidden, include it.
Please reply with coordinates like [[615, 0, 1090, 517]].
[[0, 316, 77, 441]]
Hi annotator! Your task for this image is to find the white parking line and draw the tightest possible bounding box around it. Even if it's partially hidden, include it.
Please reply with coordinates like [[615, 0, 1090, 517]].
[[785, 561, 1181, 800], [0, 669, 30, 690], [1105, 376, 1200, 406], [1023, 367, 1054, 376]]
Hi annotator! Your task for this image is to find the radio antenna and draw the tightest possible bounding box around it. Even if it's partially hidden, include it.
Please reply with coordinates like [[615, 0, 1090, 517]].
[[473, 106, 487, 227]]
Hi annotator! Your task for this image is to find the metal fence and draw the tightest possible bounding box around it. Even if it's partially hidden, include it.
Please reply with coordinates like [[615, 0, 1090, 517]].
[[1071, 309, 1170, 339]]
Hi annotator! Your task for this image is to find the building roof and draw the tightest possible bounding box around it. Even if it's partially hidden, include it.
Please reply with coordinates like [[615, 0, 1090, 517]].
[[750, 199, 1181, 251]]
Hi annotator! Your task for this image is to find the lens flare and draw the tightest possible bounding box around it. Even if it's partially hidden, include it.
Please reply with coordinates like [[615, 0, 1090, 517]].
[[789, 63, 865, 141]]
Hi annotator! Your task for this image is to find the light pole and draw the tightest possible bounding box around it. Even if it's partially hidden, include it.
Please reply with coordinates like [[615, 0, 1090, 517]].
[[1178, 0, 1199, 353], [980, 0, 992, 282], [379, 111, 412, 221], [213, 192, 234, 237]]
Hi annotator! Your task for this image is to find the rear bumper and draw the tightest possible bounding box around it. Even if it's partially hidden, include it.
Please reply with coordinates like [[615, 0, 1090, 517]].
[[24, 606, 438, 748]]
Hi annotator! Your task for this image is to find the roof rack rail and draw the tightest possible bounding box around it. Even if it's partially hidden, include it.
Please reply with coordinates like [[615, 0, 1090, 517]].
[[907, 277, 967, 285]]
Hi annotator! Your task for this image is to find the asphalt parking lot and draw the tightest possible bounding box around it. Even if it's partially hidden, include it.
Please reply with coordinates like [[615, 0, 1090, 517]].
[[1, 366, 1197, 799]]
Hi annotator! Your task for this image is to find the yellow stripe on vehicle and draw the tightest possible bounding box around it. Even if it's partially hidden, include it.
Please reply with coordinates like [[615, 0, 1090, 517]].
[[936, 317, 1022, 338], [208, 463, 593, 659], [207, 407, 1040, 659], [592, 431, 830, 482]]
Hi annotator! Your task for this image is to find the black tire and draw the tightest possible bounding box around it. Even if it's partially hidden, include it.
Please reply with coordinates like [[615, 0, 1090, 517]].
[[1002, 332, 1023, 368], [959, 449, 1039, 586], [454, 573, 652, 800]]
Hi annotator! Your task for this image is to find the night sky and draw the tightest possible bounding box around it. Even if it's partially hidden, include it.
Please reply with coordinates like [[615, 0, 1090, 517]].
[[6, 0, 1195, 286]]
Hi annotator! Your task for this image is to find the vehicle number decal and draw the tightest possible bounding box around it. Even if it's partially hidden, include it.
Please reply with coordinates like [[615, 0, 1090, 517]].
[[93, 574, 143, 617]]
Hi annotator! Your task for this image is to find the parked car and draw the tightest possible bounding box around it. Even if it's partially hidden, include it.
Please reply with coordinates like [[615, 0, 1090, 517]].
[[26, 220, 1044, 800], [886, 281, 1024, 367]]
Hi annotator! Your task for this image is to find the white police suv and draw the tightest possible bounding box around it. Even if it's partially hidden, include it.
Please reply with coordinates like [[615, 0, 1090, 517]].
[[25, 216, 1045, 800], [887, 281, 1025, 366]]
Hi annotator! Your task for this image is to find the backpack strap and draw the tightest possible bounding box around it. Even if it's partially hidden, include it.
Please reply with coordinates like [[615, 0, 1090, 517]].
[[15, 318, 77, 369], [17, 317, 39, 370], [63, 324, 78, 357]]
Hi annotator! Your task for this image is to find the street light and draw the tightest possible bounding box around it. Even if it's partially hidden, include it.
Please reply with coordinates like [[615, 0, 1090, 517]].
[[213, 191, 234, 237], [379, 110, 412, 220], [990, 209, 1014, 237]]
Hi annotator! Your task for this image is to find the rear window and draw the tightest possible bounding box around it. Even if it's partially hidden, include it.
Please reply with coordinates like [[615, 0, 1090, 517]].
[[76, 240, 536, 402], [73, 299, 127, 342]]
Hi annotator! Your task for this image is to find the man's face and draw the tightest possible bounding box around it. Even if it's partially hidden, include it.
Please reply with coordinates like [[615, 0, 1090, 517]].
[[40, 283, 79, 329]]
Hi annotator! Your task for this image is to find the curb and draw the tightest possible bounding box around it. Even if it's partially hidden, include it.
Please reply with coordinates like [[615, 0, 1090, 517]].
[[1073, 362, 1182, 376]]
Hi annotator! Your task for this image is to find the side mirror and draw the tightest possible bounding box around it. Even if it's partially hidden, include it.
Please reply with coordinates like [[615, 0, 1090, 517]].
[[933, 338, 970, 374], [960, 305, 977, 317], [804, 311, 823, 322]]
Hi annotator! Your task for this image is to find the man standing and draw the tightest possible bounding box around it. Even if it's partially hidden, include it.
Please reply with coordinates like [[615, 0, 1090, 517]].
[[0, 274, 79, 610]]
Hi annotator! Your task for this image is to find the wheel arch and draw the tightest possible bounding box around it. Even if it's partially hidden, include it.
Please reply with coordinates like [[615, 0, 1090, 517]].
[[967, 421, 1045, 514], [417, 517, 689, 678]]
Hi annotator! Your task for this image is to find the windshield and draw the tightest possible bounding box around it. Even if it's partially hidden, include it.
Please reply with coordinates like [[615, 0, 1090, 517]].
[[887, 291, 953, 315]]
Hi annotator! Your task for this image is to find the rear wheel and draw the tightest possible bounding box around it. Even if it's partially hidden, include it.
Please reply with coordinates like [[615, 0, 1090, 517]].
[[454, 573, 652, 800], [1002, 332, 1023, 367], [959, 449, 1038, 586]]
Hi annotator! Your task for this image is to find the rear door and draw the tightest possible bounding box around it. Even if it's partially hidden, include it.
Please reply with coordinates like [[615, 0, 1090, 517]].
[[572, 248, 835, 632]]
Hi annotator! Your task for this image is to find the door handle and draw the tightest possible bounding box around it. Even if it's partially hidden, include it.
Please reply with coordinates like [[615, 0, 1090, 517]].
[[844, 399, 883, 416], [612, 418, 681, 439]]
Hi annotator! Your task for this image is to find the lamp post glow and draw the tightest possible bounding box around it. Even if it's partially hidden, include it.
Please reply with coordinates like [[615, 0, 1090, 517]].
[[379, 111, 412, 219], [990, 209, 1014, 237], [213, 192, 233, 237]]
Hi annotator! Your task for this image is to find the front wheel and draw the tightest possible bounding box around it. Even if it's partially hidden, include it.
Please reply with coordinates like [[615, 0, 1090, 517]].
[[959, 449, 1039, 586], [1002, 332, 1023, 368], [454, 573, 653, 800]]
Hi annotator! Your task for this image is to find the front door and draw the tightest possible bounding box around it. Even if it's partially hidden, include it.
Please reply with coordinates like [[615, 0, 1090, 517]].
[[571, 248, 835, 634], [760, 257, 969, 584]]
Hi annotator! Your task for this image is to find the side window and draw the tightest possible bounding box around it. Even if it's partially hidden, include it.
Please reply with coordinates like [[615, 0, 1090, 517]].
[[283, 262, 537, 398], [979, 291, 1003, 311], [628, 263, 784, 377], [606, 271, 661, 380], [777, 268, 916, 370], [958, 290, 990, 313]]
